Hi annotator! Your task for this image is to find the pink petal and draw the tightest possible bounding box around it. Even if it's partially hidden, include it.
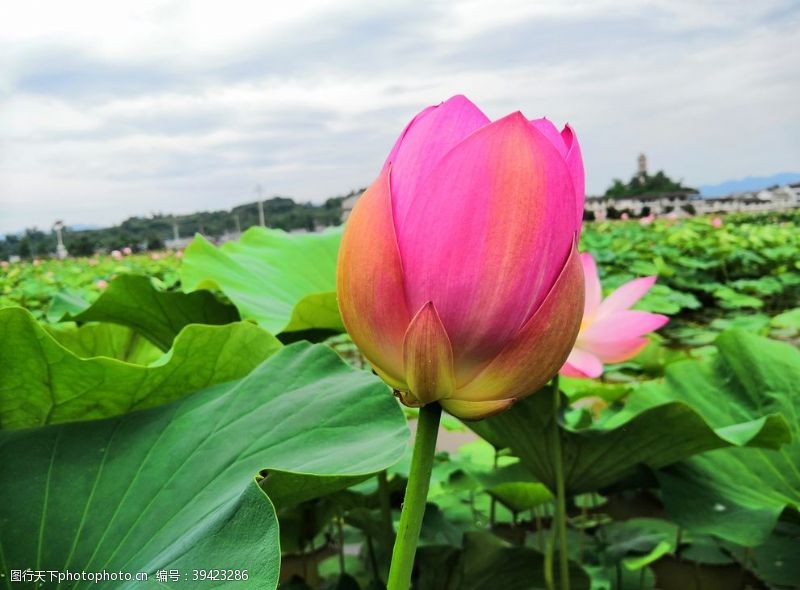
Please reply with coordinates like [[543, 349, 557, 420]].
[[337, 168, 411, 386], [386, 95, 490, 229], [581, 253, 602, 319], [561, 124, 585, 226], [577, 336, 650, 365], [395, 112, 577, 378], [596, 276, 658, 319], [582, 310, 669, 344], [529, 118, 567, 157], [453, 243, 584, 399], [560, 348, 603, 378]]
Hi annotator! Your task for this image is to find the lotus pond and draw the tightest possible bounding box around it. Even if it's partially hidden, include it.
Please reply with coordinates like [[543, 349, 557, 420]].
[[1, 210, 799, 589]]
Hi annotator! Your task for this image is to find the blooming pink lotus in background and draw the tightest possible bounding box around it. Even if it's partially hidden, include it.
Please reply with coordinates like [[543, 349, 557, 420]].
[[561, 253, 668, 378], [620, 212, 630, 220], [111, 250, 123, 260], [711, 216, 723, 228], [96, 279, 108, 289], [639, 214, 655, 226], [122, 246, 133, 255], [338, 95, 585, 420]]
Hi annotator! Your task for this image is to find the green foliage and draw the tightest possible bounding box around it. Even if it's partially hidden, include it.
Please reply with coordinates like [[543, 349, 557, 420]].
[[645, 331, 800, 545], [180, 227, 343, 335], [0, 343, 408, 589], [469, 355, 789, 495], [2, 210, 799, 589], [0, 307, 281, 429], [64, 273, 240, 350]]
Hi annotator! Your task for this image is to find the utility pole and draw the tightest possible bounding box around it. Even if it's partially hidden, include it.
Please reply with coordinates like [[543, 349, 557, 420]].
[[172, 219, 180, 241], [52, 220, 68, 259], [255, 184, 265, 227], [234, 212, 241, 234]]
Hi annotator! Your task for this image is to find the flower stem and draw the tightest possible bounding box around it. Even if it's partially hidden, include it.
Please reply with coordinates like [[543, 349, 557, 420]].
[[550, 377, 571, 590], [386, 402, 442, 590], [377, 470, 395, 545]]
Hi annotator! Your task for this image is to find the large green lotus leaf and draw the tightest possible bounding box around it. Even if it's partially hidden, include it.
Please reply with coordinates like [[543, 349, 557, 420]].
[[0, 307, 280, 429], [63, 274, 240, 350], [469, 345, 790, 495], [45, 321, 163, 365], [179, 227, 343, 335], [645, 330, 800, 545], [0, 343, 409, 590]]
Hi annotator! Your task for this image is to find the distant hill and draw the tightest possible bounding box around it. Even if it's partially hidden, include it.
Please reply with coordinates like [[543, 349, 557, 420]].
[[698, 172, 800, 198], [0, 189, 363, 260]]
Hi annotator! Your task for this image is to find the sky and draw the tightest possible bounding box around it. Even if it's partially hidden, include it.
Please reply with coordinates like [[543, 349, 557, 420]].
[[1, 0, 799, 234]]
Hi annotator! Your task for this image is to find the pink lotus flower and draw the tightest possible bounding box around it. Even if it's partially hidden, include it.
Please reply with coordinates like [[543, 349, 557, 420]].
[[122, 246, 133, 255], [96, 279, 108, 289], [338, 95, 585, 420], [111, 250, 123, 260], [639, 214, 655, 226], [561, 253, 668, 378], [620, 212, 630, 220], [711, 216, 723, 228]]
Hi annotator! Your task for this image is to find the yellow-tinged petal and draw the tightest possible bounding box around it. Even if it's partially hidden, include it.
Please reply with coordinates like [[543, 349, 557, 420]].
[[337, 168, 411, 385], [440, 398, 515, 421], [402, 302, 456, 406], [454, 243, 584, 402]]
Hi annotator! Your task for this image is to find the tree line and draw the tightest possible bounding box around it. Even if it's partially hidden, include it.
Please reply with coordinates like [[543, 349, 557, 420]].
[[1, 191, 359, 260]]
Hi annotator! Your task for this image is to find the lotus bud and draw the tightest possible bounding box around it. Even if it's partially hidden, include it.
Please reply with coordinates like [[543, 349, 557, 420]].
[[337, 96, 586, 420]]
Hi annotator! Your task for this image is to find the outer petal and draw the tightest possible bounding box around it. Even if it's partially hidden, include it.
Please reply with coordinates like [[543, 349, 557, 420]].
[[596, 276, 657, 318], [453, 244, 584, 401], [560, 348, 604, 378], [337, 168, 410, 384], [396, 113, 578, 379], [440, 398, 515, 421], [386, 95, 490, 229], [402, 302, 456, 406], [581, 253, 602, 319], [561, 124, 585, 228]]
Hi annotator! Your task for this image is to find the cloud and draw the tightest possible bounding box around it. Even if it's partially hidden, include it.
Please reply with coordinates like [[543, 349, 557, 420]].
[[1, 0, 799, 233]]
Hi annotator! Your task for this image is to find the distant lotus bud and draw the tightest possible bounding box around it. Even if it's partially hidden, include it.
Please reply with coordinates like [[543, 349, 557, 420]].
[[111, 250, 123, 260], [96, 279, 108, 289], [711, 216, 723, 228], [122, 246, 133, 255], [338, 95, 585, 420], [621, 212, 630, 220], [561, 253, 668, 378]]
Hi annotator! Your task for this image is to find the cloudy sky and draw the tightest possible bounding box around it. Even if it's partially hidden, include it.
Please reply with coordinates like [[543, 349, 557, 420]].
[[1, 0, 798, 234]]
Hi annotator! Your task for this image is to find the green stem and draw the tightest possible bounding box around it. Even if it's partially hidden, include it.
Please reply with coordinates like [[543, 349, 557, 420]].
[[386, 402, 442, 590], [544, 504, 558, 590], [489, 447, 499, 527], [336, 515, 345, 574], [377, 470, 395, 545], [550, 377, 570, 590]]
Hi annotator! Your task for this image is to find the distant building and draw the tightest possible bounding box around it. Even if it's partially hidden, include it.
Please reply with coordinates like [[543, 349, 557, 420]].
[[341, 193, 362, 222], [586, 183, 799, 219]]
